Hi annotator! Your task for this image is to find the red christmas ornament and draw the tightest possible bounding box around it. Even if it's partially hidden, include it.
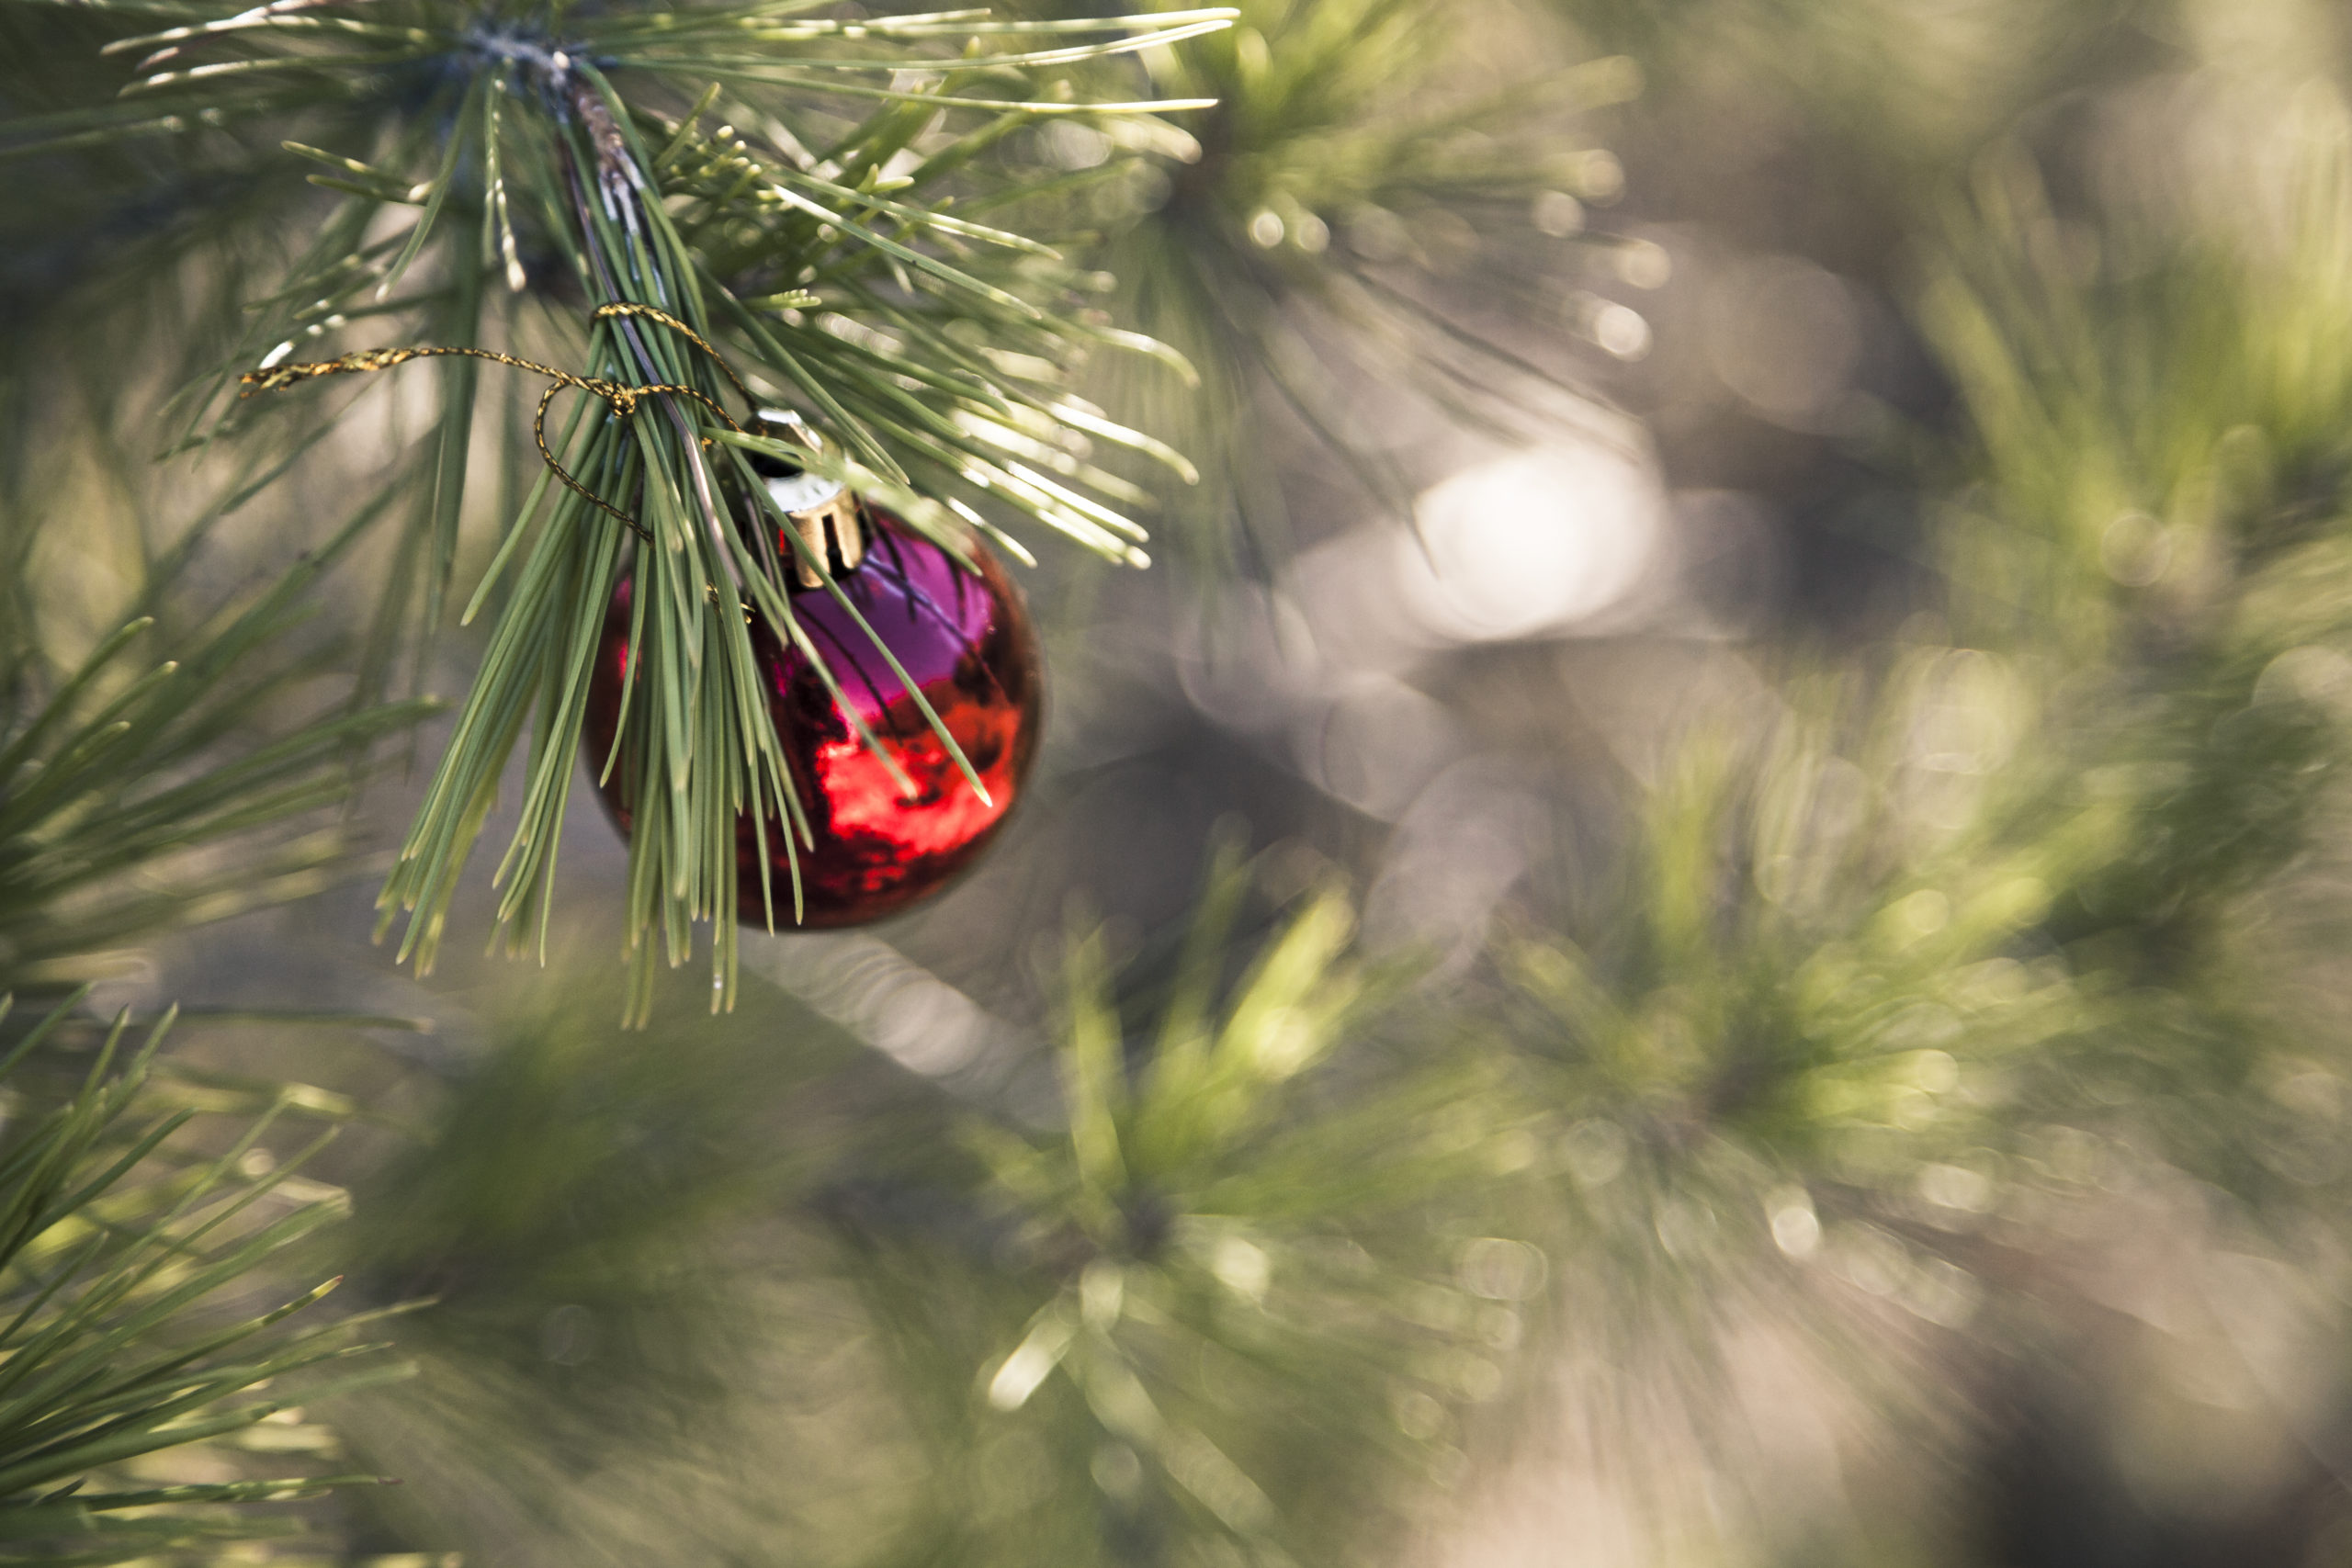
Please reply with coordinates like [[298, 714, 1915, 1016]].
[[582, 449, 1043, 928]]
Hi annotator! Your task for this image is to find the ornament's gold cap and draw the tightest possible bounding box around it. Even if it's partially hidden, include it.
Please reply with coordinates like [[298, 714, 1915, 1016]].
[[751, 409, 864, 588]]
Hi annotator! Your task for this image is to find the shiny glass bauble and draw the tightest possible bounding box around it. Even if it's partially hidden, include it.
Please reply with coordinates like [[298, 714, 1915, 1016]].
[[582, 506, 1044, 927]]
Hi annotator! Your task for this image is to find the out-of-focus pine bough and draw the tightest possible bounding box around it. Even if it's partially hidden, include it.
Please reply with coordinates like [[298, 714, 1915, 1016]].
[[1913, 125, 2352, 1197], [0, 2, 1238, 1023], [1447, 92, 2352, 1550], [0, 993, 409, 1565], [830, 846, 1540, 1567], [0, 548, 434, 1009], [1070, 0, 1645, 565], [0, 129, 435, 1551]]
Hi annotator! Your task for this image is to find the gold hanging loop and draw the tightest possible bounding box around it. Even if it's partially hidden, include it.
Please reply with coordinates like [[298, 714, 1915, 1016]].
[[237, 303, 765, 543]]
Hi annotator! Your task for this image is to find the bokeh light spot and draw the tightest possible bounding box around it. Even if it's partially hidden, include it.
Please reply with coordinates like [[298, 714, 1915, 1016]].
[[1400, 444, 1666, 642]]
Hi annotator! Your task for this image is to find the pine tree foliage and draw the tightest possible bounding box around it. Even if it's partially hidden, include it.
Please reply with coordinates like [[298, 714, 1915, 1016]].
[[304, 971, 857, 1562], [1498, 667, 2083, 1206], [1, 0, 1242, 1021], [292, 863, 1535, 1567], [1563, 0, 2120, 191], [0, 994, 405, 1565], [835, 856, 1536, 1568], [0, 167, 432, 1561], [17, 0, 2352, 1562], [0, 192, 438, 1555], [1425, 79, 2352, 1555], [1904, 119, 2352, 1201], [1080, 0, 1642, 561], [0, 555, 433, 1005]]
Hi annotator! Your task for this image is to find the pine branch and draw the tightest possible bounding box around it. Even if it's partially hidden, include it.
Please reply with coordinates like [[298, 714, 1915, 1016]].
[[0, 993, 403, 1565], [831, 855, 1527, 1566], [0, 513, 434, 1000], [1066, 0, 1645, 565], [4, 3, 1239, 1020]]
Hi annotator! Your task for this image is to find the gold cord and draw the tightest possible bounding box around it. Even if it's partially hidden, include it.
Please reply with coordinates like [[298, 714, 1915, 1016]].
[[238, 303, 763, 542]]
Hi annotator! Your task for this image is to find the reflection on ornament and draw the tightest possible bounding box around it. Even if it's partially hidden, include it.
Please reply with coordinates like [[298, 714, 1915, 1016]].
[[582, 488, 1044, 929]]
